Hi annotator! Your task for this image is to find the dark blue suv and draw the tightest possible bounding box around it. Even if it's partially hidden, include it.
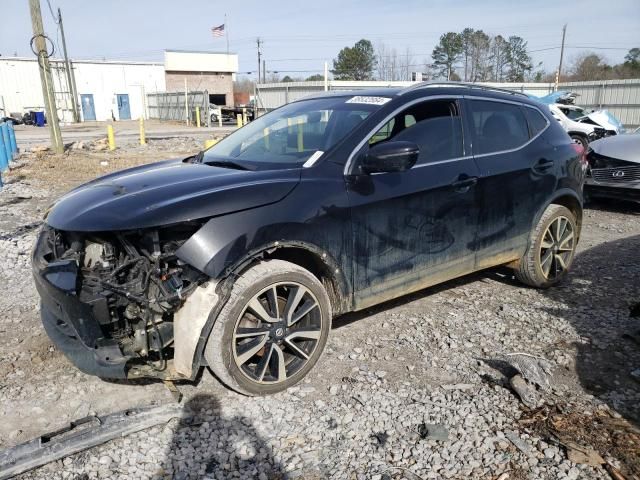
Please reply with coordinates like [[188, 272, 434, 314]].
[[33, 82, 586, 395]]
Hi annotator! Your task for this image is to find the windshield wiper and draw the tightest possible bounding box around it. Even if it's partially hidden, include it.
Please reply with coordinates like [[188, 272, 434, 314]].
[[204, 160, 250, 170]]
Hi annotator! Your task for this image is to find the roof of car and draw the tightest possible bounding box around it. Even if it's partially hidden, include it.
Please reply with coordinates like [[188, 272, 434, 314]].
[[296, 82, 536, 106]]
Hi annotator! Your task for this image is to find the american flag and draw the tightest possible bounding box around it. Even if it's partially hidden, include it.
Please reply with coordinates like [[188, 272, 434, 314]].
[[211, 24, 225, 37]]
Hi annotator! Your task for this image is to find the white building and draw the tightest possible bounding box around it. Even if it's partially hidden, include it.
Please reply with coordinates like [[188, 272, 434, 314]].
[[0, 50, 239, 123], [0, 57, 165, 122]]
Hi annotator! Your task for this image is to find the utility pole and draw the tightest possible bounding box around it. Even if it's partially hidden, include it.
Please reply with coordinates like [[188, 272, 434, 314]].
[[29, 0, 63, 153], [555, 24, 567, 92], [256, 38, 262, 85], [262, 60, 266, 83], [58, 8, 79, 122]]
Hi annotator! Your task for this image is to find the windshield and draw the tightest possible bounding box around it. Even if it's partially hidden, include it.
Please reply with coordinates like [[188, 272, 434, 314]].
[[560, 106, 587, 120], [203, 96, 387, 167]]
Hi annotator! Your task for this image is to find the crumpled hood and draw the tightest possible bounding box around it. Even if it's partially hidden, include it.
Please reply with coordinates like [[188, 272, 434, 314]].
[[46, 158, 301, 232], [583, 110, 623, 133], [590, 134, 640, 163]]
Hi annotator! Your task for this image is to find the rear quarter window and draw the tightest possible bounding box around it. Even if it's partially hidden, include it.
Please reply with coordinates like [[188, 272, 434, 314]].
[[468, 99, 530, 155], [522, 106, 549, 137]]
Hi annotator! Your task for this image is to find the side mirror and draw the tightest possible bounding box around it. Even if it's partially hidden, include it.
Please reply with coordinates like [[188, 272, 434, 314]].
[[361, 141, 419, 174]]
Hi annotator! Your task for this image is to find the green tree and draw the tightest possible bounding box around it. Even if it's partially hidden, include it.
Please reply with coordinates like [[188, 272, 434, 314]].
[[505, 36, 533, 82], [624, 48, 640, 69], [281, 75, 295, 82], [306, 74, 325, 81], [431, 32, 462, 80], [332, 39, 377, 80]]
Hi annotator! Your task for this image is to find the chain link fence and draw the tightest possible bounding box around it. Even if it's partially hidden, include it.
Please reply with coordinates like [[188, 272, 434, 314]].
[[147, 91, 209, 126]]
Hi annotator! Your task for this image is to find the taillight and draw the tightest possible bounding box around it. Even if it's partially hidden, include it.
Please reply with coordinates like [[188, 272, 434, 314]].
[[571, 143, 587, 167]]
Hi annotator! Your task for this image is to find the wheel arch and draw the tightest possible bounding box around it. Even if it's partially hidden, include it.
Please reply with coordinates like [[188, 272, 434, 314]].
[[183, 241, 351, 378], [225, 240, 351, 316], [534, 190, 583, 241]]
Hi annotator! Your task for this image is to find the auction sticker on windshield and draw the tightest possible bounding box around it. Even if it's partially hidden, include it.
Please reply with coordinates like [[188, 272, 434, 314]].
[[346, 96, 391, 105]]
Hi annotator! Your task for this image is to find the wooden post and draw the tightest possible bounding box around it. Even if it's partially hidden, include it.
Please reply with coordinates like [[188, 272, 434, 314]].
[[184, 78, 189, 126], [29, 0, 63, 153], [58, 8, 79, 122]]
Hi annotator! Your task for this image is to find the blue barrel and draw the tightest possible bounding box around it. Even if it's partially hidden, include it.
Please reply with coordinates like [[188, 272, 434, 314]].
[[0, 125, 8, 172], [0, 123, 11, 164], [34, 111, 46, 127], [7, 122, 17, 159]]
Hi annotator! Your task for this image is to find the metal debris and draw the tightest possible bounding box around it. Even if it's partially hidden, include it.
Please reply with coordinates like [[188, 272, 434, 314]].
[[0, 403, 183, 480], [501, 352, 554, 392], [417, 423, 449, 441]]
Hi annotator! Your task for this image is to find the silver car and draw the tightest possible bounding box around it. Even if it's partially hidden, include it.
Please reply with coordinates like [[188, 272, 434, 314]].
[[586, 133, 640, 203]]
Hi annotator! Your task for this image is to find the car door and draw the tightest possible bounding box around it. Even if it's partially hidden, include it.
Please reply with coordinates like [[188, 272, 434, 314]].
[[346, 96, 481, 309], [463, 97, 557, 269]]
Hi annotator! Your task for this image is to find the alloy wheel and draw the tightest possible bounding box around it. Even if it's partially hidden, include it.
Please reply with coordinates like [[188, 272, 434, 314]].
[[539, 215, 575, 280], [232, 282, 323, 384]]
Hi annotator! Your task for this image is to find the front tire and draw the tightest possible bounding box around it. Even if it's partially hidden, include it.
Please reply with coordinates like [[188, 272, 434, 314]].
[[204, 260, 331, 396], [570, 134, 588, 151], [515, 204, 578, 288]]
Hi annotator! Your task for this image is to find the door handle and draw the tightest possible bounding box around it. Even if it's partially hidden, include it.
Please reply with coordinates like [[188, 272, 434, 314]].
[[533, 159, 554, 172], [451, 175, 478, 192]]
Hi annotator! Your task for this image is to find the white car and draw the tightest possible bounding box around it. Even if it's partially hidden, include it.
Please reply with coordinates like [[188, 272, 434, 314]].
[[548, 103, 620, 149], [536, 92, 622, 149]]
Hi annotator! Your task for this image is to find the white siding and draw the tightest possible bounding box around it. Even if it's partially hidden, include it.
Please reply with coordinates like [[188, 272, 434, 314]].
[[0, 58, 165, 122], [164, 50, 238, 73]]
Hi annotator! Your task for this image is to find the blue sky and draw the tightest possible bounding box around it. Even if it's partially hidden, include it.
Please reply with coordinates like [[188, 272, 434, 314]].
[[2, 0, 639, 79]]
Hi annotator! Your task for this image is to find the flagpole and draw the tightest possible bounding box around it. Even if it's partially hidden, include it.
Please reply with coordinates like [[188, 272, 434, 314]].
[[225, 13, 229, 55]]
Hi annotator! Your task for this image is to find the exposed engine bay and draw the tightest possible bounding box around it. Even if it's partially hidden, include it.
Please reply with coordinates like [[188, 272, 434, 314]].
[[41, 224, 206, 373]]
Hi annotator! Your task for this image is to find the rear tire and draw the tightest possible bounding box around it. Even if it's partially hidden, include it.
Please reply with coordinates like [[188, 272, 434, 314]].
[[204, 260, 331, 396], [515, 204, 577, 288]]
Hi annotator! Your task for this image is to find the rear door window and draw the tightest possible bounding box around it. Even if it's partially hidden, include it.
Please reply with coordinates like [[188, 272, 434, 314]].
[[368, 99, 463, 164], [522, 106, 548, 138], [468, 100, 530, 155]]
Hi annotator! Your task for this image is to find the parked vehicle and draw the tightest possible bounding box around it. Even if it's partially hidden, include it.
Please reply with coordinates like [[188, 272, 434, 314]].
[[534, 91, 622, 149], [1, 115, 23, 125], [585, 133, 640, 203], [210, 104, 254, 124], [32, 82, 586, 395]]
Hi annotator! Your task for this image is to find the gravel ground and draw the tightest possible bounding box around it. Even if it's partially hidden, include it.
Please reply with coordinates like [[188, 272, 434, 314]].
[[1, 144, 639, 480]]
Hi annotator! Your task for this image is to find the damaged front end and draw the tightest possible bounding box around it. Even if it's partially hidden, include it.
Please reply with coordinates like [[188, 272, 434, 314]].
[[32, 224, 207, 379]]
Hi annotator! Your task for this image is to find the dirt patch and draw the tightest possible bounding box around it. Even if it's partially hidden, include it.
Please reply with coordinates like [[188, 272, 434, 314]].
[[521, 404, 640, 477]]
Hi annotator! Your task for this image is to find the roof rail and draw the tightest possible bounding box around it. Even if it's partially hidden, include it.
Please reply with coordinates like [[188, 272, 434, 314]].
[[400, 81, 529, 98]]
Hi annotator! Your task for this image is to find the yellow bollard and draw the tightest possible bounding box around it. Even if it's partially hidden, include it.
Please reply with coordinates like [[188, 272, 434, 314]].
[[139, 117, 146, 145], [287, 118, 293, 134], [297, 118, 304, 152], [263, 128, 270, 150], [236, 114, 243, 128], [242, 107, 247, 125], [204, 138, 218, 149], [196, 107, 201, 128], [107, 125, 115, 150]]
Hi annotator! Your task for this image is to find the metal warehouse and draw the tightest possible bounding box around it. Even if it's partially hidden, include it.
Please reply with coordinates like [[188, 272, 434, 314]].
[[0, 50, 238, 122], [256, 79, 640, 128]]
